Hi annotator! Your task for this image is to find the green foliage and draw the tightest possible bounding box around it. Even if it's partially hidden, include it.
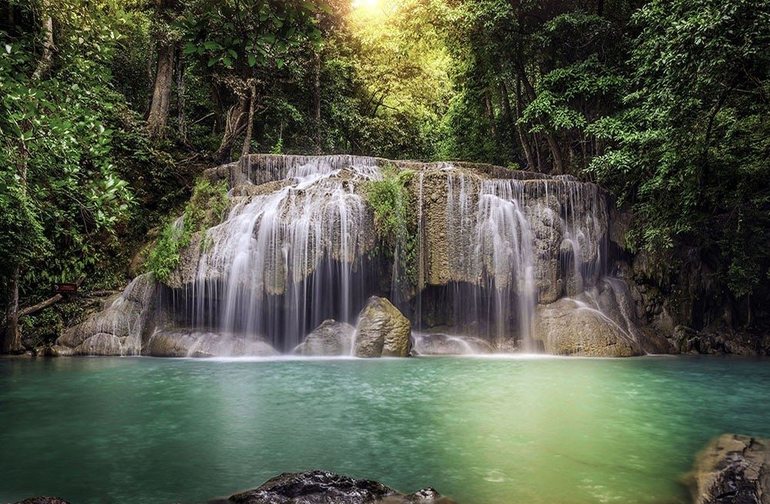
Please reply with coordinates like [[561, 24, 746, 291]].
[[0, 1, 136, 289], [364, 166, 418, 290], [145, 178, 229, 283], [4, 0, 770, 342], [180, 0, 321, 72], [270, 136, 284, 154], [589, 0, 770, 298], [144, 219, 186, 284], [366, 167, 412, 243]]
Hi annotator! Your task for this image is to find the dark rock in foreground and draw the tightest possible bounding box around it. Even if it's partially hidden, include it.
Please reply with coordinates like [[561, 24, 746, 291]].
[[14, 498, 71, 504], [689, 434, 770, 504], [223, 470, 454, 503]]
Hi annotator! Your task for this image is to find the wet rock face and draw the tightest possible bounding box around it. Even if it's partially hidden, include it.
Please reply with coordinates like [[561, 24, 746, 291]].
[[412, 166, 607, 313], [54, 274, 158, 356], [671, 326, 770, 356], [689, 434, 770, 504], [354, 296, 412, 358], [411, 333, 494, 355], [534, 297, 643, 357], [293, 320, 355, 356], [145, 331, 278, 358], [530, 201, 564, 304], [224, 470, 452, 504], [57, 155, 621, 358]]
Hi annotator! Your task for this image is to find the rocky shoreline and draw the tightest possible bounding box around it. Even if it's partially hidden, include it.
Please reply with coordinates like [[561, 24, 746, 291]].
[[14, 471, 454, 504], [13, 434, 770, 504], [688, 434, 770, 504]]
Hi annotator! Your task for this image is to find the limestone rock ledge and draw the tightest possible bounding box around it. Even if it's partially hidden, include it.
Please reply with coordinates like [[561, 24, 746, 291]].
[[145, 331, 278, 358], [192, 154, 608, 305], [411, 333, 495, 355], [53, 274, 157, 356], [293, 319, 355, 356], [688, 434, 770, 504]]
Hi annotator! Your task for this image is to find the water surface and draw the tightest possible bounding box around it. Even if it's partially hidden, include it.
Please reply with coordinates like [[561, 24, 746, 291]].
[[1, 356, 769, 503]]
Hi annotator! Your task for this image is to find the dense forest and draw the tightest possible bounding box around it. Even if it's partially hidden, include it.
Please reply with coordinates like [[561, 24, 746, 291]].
[[1, 0, 769, 353]]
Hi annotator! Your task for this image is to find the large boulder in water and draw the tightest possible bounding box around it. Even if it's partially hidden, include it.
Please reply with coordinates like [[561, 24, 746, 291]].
[[354, 296, 411, 358], [145, 331, 278, 357], [534, 296, 643, 357], [293, 319, 355, 356], [224, 470, 451, 504], [688, 434, 770, 504], [55, 274, 158, 356], [411, 333, 494, 355]]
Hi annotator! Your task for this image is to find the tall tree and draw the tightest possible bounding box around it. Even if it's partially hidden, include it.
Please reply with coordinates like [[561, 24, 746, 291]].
[[181, 0, 322, 161], [146, 0, 181, 140]]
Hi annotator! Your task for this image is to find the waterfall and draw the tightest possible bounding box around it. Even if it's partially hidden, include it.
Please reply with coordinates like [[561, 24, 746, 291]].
[[415, 165, 608, 350], [173, 156, 379, 351], [159, 155, 613, 354]]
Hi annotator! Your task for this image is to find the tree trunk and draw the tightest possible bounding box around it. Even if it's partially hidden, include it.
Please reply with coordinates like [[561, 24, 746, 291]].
[[484, 91, 497, 138], [511, 78, 535, 170], [215, 92, 248, 162], [499, 80, 521, 163], [147, 41, 176, 139], [544, 134, 564, 174], [32, 0, 54, 80], [518, 65, 564, 174], [176, 49, 187, 142], [2, 268, 22, 354], [241, 80, 258, 158], [313, 51, 322, 154]]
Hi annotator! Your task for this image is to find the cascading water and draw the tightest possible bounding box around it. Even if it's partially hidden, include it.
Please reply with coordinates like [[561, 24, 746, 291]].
[[415, 165, 608, 350], [176, 156, 606, 350], [130, 154, 629, 356], [168, 156, 380, 351]]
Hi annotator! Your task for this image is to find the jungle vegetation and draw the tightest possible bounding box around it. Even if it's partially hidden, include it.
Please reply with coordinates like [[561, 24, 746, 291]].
[[1, 0, 768, 351]]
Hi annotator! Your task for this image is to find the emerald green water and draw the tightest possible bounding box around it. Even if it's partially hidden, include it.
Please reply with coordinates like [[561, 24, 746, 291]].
[[1, 356, 769, 504]]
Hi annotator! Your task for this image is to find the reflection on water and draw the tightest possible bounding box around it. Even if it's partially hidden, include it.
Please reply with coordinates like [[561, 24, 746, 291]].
[[1, 356, 769, 504]]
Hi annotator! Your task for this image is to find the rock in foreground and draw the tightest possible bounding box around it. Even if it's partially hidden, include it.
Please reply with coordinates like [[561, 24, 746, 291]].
[[225, 470, 453, 504], [293, 320, 355, 356], [689, 434, 770, 504], [14, 498, 70, 504], [354, 297, 411, 358]]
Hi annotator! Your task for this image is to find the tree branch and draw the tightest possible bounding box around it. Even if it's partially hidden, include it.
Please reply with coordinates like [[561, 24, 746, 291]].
[[17, 277, 86, 319]]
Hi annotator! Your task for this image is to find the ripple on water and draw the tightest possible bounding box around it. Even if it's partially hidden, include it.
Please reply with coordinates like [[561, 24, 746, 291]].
[[0, 356, 769, 504]]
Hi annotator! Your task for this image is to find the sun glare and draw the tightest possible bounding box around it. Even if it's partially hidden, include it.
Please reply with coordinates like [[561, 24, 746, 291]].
[[352, 0, 381, 10], [351, 0, 391, 18]]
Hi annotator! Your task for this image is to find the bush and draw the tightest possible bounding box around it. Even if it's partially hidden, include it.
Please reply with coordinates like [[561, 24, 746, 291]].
[[145, 178, 229, 283], [364, 166, 418, 291]]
